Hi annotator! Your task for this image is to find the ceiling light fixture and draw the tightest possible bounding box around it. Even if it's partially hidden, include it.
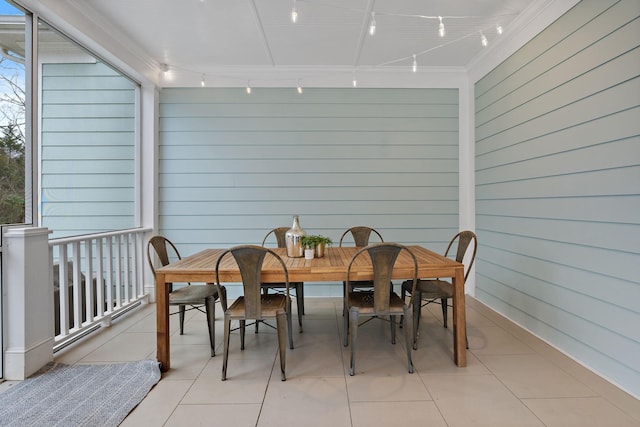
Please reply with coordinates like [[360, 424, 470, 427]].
[[480, 32, 488, 47], [160, 63, 169, 73], [369, 12, 376, 36], [412, 54, 417, 72], [297, 80, 303, 94], [200, 74, 205, 87], [438, 16, 445, 37], [246, 81, 251, 94], [496, 24, 503, 35], [291, 0, 298, 23], [352, 78, 357, 87]]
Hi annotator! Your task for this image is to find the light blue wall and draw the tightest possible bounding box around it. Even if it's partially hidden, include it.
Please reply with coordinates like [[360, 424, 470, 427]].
[[158, 88, 460, 294], [40, 62, 137, 238], [474, 0, 639, 396]]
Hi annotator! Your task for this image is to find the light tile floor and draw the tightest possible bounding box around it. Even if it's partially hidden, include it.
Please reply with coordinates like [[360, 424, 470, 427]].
[[47, 297, 640, 426]]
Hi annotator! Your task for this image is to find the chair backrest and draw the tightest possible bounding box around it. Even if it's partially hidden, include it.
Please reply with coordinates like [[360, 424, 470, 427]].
[[443, 231, 478, 281], [261, 227, 289, 248], [346, 243, 417, 314], [147, 235, 182, 276], [216, 245, 289, 319], [339, 226, 384, 247], [147, 236, 185, 292]]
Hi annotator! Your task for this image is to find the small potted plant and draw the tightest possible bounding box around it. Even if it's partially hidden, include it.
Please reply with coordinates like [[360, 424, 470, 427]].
[[302, 234, 332, 258], [301, 235, 318, 259]]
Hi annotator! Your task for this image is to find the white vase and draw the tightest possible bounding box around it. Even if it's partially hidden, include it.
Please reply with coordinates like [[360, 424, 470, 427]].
[[304, 248, 315, 259]]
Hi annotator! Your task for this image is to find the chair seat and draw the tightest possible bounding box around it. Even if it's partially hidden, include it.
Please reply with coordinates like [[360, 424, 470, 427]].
[[169, 284, 218, 304], [226, 294, 288, 319], [402, 279, 453, 299], [347, 291, 406, 316]]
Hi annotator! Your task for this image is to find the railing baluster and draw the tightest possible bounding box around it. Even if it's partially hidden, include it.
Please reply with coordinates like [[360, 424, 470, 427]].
[[95, 237, 104, 317], [123, 234, 131, 303], [72, 241, 82, 330], [106, 235, 114, 312], [85, 238, 94, 324], [115, 234, 122, 308], [59, 245, 70, 335]]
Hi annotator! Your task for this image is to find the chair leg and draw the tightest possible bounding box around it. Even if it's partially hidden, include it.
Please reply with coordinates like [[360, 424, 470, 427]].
[[412, 292, 421, 350], [441, 298, 448, 328], [403, 305, 414, 374], [179, 304, 186, 335], [298, 282, 305, 315], [218, 285, 228, 311], [296, 283, 304, 332], [390, 315, 396, 345], [240, 320, 246, 350], [222, 316, 231, 381], [343, 303, 349, 347], [287, 297, 294, 350], [349, 307, 359, 376], [276, 310, 287, 381], [205, 296, 216, 357]]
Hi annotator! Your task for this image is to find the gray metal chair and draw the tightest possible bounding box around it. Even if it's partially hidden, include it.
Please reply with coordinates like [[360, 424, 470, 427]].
[[339, 226, 384, 292], [339, 226, 383, 247], [401, 230, 477, 348], [215, 245, 293, 381], [261, 227, 304, 332], [344, 243, 417, 376], [147, 235, 227, 357]]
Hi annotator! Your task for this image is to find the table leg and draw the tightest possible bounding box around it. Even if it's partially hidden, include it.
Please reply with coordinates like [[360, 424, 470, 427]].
[[156, 273, 170, 372], [453, 266, 467, 367]]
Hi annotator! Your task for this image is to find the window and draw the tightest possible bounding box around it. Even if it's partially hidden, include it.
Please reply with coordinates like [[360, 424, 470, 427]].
[[0, 1, 26, 225], [38, 20, 139, 238]]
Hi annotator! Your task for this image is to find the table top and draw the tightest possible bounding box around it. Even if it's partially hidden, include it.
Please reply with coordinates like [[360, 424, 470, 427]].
[[156, 245, 463, 283]]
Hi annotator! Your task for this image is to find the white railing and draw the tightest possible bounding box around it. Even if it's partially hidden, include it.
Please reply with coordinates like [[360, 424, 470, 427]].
[[49, 227, 151, 352]]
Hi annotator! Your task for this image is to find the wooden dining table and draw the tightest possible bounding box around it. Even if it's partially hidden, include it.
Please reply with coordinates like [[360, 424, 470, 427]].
[[155, 245, 466, 372]]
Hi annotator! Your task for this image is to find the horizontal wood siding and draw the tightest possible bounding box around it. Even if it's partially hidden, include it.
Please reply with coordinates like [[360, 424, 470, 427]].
[[40, 62, 137, 238], [474, 0, 640, 396], [158, 88, 459, 262]]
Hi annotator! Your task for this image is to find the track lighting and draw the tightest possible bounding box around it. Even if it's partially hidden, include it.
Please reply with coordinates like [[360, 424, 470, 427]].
[[438, 16, 445, 37], [496, 24, 503, 35], [200, 75, 205, 87], [352, 79, 357, 87], [297, 80, 303, 94], [369, 12, 376, 36], [480, 33, 488, 47], [412, 54, 417, 72], [246, 81, 251, 94], [291, 0, 298, 23]]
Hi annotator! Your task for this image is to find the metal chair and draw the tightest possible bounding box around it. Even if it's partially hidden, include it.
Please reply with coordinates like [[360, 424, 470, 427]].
[[339, 226, 384, 292], [260, 227, 304, 332], [147, 235, 227, 357], [344, 243, 417, 376], [339, 226, 383, 247], [215, 245, 293, 381], [401, 231, 477, 348]]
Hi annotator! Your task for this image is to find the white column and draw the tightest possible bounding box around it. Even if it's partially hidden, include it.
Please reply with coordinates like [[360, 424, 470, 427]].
[[3, 227, 53, 380], [459, 78, 476, 296]]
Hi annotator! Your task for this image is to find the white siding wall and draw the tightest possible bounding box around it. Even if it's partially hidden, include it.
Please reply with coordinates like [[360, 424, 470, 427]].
[[40, 62, 137, 238], [158, 88, 459, 293], [474, 0, 640, 396]]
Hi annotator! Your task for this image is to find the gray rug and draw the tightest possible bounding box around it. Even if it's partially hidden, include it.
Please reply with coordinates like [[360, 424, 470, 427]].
[[0, 360, 161, 427]]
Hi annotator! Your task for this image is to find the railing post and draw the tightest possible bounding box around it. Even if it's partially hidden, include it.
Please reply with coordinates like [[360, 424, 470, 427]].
[[3, 227, 53, 380]]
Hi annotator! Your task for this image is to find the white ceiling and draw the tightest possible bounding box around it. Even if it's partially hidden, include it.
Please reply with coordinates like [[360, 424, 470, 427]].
[[68, 0, 538, 87]]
